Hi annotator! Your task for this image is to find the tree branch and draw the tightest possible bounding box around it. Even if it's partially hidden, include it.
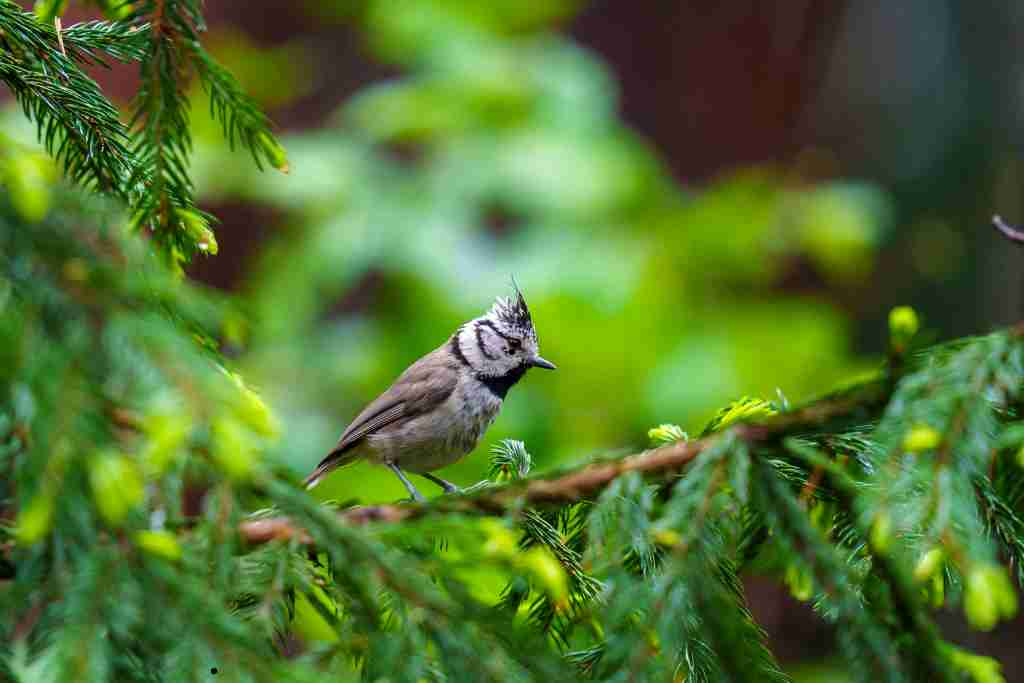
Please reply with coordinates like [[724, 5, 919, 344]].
[[993, 214, 1024, 244], [240, 379, 889, 545]]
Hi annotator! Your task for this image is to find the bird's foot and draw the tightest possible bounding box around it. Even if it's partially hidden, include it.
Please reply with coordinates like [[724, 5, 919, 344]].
[[421, 472, 460, 495], [387, 463, 426, 502], [397, 489, 426, 504]]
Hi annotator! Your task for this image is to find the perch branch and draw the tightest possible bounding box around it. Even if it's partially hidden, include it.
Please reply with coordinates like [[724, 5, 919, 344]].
[[240, 380, 889, 545], [993, 215, 1024, 244]]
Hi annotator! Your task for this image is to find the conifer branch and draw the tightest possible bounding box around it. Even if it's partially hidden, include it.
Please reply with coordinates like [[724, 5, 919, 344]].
[[993, 214, 1024, 244], [126, 0, 202, 254], [0, 1, 140, 194], [0, 0, 283, 260], [240, 378, 890, 544], [188, 43, 287, 172], [61, 20, 150, 64], [123, 0, 286, 257]]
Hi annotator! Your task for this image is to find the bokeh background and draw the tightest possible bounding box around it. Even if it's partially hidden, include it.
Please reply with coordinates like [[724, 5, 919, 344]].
[[8, 0, 1024, 679]]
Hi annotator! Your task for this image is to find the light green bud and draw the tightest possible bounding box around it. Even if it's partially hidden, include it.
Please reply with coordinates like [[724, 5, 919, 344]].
[[808, 502, 832, 534], [869, 512, 892, 554], [142, 412, 192, 476], [257, 131, 290, 173], [889, 306, 920, 342], [231, 375, 279, 439], [210, 416, 256, 481], [902, 424, 942, 453], [106, 1, 133, 20], [947, 644, 1006, 683], [913, 547, 945, 582], [217, 369, 279, 438], [134, 530, 182, 561], [520, 547, 568, 607], [964, 564, 1018, 631], [785, 564, 814, 601], [929, 571, 945, 609], [15, 491, 54, 545], [704, 397, 777, 434], [89, 451, 144, 526], [480, 519, 517, 559], [647, 423, 688, 446], [965, 572, 998, 631], [34, 0, 68, 23], [651, 528, 682, 547], [994, 571, 1018, 621], [4, 153, 56, 222], [174, 207, 218, 254]]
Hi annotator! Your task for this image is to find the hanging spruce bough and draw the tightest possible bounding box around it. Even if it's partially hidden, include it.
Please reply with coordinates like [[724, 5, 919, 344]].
[[0, 1, 144, 195], [0, 0, 288, 264], [121, 0, 289, 262]]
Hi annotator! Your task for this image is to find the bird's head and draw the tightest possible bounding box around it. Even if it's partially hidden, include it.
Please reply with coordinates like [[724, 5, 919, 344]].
[[454, 284, 556, 379]]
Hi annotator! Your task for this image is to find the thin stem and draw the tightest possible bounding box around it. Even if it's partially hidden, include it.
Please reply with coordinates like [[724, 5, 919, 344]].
[[993, 214, 1024, 244]]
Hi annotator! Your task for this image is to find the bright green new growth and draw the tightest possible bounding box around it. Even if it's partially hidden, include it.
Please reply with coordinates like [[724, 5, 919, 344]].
[[2, 2, 1024, 683]]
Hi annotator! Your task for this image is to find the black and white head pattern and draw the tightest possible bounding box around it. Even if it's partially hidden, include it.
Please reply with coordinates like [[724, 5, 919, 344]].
[[452, 286, 547, 397]]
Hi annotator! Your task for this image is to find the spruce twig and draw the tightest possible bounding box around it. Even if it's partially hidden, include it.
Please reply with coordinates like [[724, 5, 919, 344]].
[[993, 214, 1024, 244], [0, 0, 140, 194]]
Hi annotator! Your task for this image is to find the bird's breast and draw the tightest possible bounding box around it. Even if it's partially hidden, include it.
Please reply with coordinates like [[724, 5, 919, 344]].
[[450, 378, 502, 451]]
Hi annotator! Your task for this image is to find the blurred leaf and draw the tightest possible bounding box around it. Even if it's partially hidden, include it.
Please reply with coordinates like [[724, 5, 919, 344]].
[[794, 182, 890, 284], [364, 0, 580, 63]]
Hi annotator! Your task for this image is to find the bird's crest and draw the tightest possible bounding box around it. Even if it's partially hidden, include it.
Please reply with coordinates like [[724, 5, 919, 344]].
[[487, 279, 534, 335]]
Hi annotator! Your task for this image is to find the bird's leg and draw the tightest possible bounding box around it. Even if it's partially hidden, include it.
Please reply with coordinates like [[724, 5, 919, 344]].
[[421, 472, 460, 494], [387, 463, 425, 502]]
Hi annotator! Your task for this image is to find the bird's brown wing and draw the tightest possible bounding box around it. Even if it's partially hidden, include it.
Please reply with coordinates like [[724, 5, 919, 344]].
[[305, 347, 457, 487], [333, 402, 404, 454]]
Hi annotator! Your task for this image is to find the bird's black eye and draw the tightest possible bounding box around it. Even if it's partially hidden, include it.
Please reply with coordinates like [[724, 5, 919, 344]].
[[506, 339, 521, 356]]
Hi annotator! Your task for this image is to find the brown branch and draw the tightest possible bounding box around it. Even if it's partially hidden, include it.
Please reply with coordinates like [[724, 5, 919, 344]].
[[54, 18, 65, 57], [238, 518, 312, 545], [993, 215, 1024, 244], [240, 380, 889, 546]]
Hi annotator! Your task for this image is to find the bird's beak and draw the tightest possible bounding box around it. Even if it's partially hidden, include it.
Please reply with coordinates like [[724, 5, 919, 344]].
[[530, 356, 557, 370]]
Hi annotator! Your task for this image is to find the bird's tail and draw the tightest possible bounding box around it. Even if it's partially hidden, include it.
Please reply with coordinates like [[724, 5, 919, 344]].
[[304, 449, 362, 489]]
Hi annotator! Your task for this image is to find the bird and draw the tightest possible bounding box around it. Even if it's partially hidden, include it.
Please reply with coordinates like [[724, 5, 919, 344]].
[[304, 284, 556, 500]]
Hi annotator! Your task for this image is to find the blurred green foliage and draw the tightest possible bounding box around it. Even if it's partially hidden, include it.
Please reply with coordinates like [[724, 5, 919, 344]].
[[790, 662, 851, 683], [178, 0, 890, 503]]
